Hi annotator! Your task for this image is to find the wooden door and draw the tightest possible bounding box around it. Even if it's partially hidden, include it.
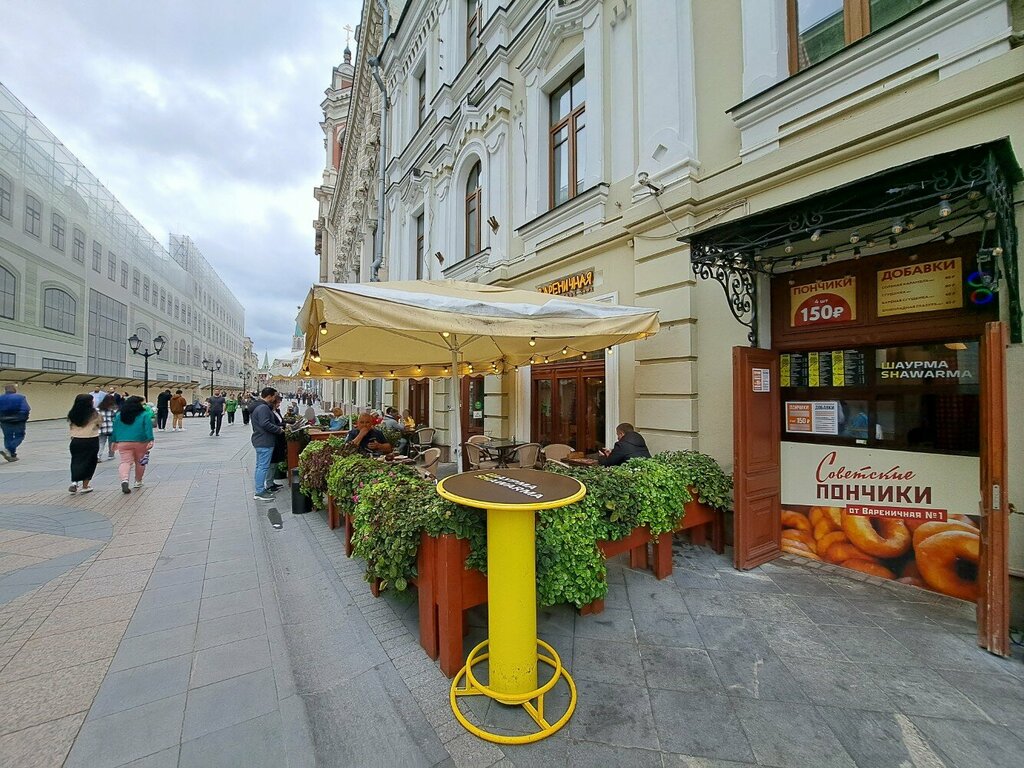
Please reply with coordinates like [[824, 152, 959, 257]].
[[407, 378, 430, 427], [977, 321, 1009, 655], [461, 375, 485, 438], [732, 347, 782, 569]]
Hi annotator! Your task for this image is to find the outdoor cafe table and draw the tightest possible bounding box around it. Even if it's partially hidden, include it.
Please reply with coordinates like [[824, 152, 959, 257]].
[[435, 468, 586, 744], [481, 438, 526, 468]]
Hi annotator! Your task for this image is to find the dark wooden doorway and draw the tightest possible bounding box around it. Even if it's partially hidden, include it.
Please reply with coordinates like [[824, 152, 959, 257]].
[[460, 375, 485, 439], [531, 360, 607, 452], [408, 378, 430, 427], [733, 347, 782, 569]]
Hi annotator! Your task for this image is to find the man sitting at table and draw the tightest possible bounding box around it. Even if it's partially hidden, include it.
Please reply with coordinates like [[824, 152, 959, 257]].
[[598, 423, 651, 466], [346, 413, 393, 455]]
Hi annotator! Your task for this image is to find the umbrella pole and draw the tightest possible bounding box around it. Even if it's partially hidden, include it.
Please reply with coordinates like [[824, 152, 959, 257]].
[[451, 347, 462, 472]]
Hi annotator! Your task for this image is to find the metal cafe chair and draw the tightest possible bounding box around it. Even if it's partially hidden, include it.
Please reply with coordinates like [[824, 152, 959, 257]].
[[410, 427, 435, 457], [541, 443, 573, 462], [416, 447, 441, 479], [463, 442, 499, 471], [509, 442, 542, 469]]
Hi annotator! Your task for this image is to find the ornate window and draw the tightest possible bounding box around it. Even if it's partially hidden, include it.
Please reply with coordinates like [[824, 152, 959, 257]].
[[92, 241, 102, 272], [415, 213, 425, 280], [24, 193, 41, 237], [51, 212, 66, 251], [465, 162, 482, 259], [143, 276, 150, 302], [466, 0, 481, 56], [416, 71, 427, 126], [132, 269, 140, 296], [788, 0, 927, 73], [0, 265, 15, 319], [549, 68, 586, 208], [43, 287, 76, 334]]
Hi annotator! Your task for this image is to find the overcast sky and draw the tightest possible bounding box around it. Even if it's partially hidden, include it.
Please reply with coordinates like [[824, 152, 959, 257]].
[[0, 0, 362, 360]]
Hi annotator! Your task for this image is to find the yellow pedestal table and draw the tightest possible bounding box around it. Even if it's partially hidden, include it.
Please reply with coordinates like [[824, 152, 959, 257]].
[[435, 468, 586, 744]]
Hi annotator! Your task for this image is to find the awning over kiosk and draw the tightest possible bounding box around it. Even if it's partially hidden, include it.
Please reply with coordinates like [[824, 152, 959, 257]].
[[0, 367, 192, 391], [681, 140, 1022, 345]]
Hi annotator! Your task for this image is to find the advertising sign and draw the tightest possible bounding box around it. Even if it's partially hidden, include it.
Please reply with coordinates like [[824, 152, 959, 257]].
[[752, 368, 770, 392], [785, 401, 839, 435], [877, 257, 963, 317], [780, 442, 981, 600], [538, 269, 595, 297], [790, 277, 857, 327]]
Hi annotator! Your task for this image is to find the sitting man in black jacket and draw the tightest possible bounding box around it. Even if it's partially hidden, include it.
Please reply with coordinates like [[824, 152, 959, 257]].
[[598, 423, 651, 466]]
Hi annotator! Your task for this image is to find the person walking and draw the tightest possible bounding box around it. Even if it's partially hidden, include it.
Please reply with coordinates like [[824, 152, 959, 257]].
[[250, 387, 284, 501], [156, 389, 171, 431], [90, 386, 105, 409], [169, 389, 187, 431], [97, 394, 117, 461], [225, 394, 238, 425], [67, 394, 100, 493], [111, 396, 154, 494], [240, 394, 252, 426], [207, 390, 226, 436], [0, 383, 31, 462]]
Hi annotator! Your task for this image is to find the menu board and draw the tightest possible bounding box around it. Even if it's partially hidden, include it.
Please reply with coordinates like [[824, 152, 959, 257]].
[[790, 277, 857, 327], [781, 350, 865, 388], [877, 258, 963, 317], [785, 401, 840, 435]]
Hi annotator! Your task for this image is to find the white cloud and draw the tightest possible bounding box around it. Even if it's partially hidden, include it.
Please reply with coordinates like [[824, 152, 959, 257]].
[[0, 0, 363, 359]]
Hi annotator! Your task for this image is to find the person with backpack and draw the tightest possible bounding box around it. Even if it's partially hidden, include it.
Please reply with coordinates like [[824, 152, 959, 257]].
[[111, 396, 154, 494], [97, 394, 117, 461], [225, 394, 239, 424], [250, 387, 284, 501]]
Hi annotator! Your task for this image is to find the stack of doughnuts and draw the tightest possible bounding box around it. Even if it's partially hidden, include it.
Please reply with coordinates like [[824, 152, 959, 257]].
[[781, 506, 980, 601]]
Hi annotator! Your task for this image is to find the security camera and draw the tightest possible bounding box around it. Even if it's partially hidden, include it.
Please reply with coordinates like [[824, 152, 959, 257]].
[[637, 171, 662, 195]]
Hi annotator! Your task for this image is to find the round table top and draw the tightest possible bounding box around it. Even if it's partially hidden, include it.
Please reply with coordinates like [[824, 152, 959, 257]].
[[436, 468, 586, 511]]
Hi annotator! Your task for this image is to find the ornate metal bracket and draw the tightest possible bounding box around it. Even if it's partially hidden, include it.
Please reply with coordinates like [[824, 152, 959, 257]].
[[692, 255, 758, 346]]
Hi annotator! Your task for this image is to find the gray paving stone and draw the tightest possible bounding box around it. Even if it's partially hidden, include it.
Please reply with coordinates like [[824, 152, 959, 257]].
[[631, 609, 703, 649], [118, 745, 180, 767], [135, 579, 204, 610], [566, 741, 663, 768], [125, 599, 200, 638], [649, 689, 751, 762], [732, 698, 856, 768], [88, 655, 192, 719], [569, 679, 660, 750], [199, 586, 263, 620], [816, 706, 948, 768], [936, 668, 1024, 729], [109, 624, 195, 673], [194, 607, 265, 650], [855, 663, 991, 720], [573, 608, 636, 643], [182, 667, 279, 742], [708, 648, 809, 703], [179, 710, 286, 768], [144, 563, 206, 589], [203, 555, 256, 579], [779, 658, 896, 711], [65, 693, 186, 768], [816, 623, 917, 663], [909, 713, 1024, 768], [572, 636, 644, 686], [190, 633, 272, 689], [153, 550, 207, 571], [641, 645, 722, 693], [624, 571, 690, 615]]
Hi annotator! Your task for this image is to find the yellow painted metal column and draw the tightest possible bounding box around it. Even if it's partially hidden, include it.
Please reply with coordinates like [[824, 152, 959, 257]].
[[486, 507, 537, 696]]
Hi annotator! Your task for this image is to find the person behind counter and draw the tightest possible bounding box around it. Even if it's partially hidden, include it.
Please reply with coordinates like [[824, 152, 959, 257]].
[[346, 412, 393, 455], [597, 423, 651, 467]]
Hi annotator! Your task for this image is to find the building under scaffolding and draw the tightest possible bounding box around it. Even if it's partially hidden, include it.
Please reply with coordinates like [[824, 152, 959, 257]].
[[0, 81, 246, 387]]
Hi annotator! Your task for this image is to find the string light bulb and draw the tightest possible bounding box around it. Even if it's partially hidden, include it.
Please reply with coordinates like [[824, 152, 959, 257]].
[[543, 356, 549, 364], [389, 370, 395, 377], [810, 229, 822, 242], [561, 346, 568, 355], [311, 350, 321, 362], [943, 232, 955, 245], [938, 199, 952, 218], [529, 337, 536, 346], [853, 247, 862, 259], [891, 219, 903, 235], [607, 347, 614, 355], [442, 331, 450, 338], [784, 240, 794, 254], [828, 248, 837, 260], [889, 235, 899, 249], [581, 352, 587, 360], [358, 371, 364, 378], [984, 209, 996, 221], [904, 218, 916, 231], [325, 366, 332, 373], [319, 322, 328, 335], [443, 366, 449, 374], [415, 365, 422, 373], [849, 232, 860, 244]]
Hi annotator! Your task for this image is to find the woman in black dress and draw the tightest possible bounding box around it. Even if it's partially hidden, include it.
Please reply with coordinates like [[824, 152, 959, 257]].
[[68, 394, 101, 493]]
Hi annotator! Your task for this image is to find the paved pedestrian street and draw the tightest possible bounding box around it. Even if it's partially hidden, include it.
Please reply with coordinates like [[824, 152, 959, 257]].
[[1, 418, 1022, 767]]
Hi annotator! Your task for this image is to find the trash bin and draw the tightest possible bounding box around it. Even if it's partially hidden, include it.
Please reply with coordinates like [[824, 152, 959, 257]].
[[290, 468, 311, 514]]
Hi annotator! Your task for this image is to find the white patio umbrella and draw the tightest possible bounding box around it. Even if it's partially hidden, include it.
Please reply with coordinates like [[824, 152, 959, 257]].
[[295, 280, 659, 466]]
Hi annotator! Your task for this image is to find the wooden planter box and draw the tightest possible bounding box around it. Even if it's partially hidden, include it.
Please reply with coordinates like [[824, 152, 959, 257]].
[[286, 440, 301, 481], [651, 496, 726, 579]]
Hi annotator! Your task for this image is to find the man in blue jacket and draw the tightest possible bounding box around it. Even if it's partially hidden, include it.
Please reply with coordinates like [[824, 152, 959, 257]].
[[0, 383, 31, 462], [250, 387, 284, 501]]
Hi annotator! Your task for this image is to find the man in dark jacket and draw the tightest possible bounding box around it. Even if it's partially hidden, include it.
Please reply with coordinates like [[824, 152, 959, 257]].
[[250, 387, 284, 500], [598, 423, 651, 467], [0, 383, 30, 462], [155, 389, 172, 431]]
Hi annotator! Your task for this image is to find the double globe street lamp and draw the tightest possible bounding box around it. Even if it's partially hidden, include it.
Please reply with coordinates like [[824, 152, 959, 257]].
[[128, 333, 166, 403], [202, 358, 222, 398]]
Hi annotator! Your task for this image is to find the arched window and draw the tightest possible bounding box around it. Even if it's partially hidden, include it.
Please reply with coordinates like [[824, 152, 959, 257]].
[[134, 326, 152, 350], [465, 161, 481, 259], [173, 341, 179, 364], [42, 288, 76, 334], [0, 265, 15, 319]]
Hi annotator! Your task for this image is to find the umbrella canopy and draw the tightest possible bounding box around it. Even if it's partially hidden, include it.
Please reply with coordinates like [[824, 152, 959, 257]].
[[296, 280, 659, 379]]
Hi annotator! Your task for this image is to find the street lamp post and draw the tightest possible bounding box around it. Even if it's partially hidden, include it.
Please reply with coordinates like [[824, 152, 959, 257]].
[[128, 334, 166, 403], [202, 358, 222, 398]]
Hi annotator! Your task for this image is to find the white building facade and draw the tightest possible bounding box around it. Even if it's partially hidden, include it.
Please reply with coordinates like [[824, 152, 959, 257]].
[[0, 83, 247, 395]]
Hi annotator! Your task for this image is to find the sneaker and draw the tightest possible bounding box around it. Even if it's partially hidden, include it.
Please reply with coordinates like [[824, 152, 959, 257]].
[[69, 483, 78, 493], [0, 450, 10, 461], [134, 480, 143, 489], [6, 453, 17, 462], [121, 481, 131, 494], [210, 430, 215, 436], [80, 487, 93, 494], [254, 490, 274, 501], [266, 483, 282, 492]]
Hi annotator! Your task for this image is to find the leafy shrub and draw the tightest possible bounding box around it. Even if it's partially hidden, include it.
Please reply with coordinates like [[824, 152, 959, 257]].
[[651, 451, 733, 511], [298, 438, 356, 502]]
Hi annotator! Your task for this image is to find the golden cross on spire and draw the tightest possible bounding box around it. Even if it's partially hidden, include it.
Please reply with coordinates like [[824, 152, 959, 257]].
[[344, 24, 354, 47]]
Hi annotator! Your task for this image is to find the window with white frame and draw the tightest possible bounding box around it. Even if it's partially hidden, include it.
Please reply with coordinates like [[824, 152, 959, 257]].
[[0, 265, 15, 319], [42, 287, 76, 334], [416, 70, 427, 127], [415, 213, 425, 279], [51, 212, 66, 251], [24, 193, 41, 238], [0, 173, 11, 222], [107, 251, 116, 280], [132, 269, 140, 296], [72, 227, 85, 262], [466, 0, 481, 57], [121, 263, 128, 289], [42, 358, 76, 373], [0, 351, 14, 367], [92, 241, 102, 272], [143, 276, 150, 302], [550, 68, 586, 208], [465, 162, 482, 259]]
